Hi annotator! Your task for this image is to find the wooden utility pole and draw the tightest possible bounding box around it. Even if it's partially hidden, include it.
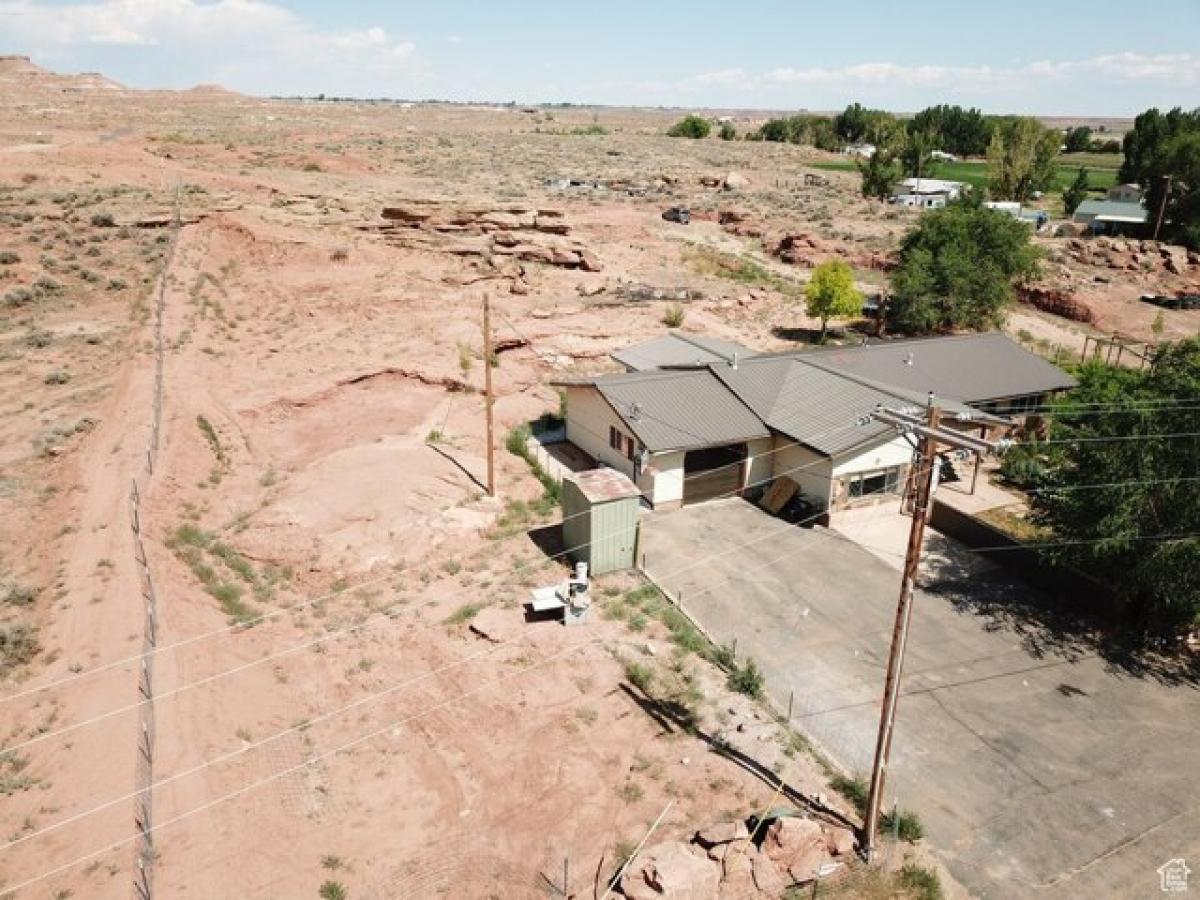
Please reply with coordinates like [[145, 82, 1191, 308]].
[[482, 294, 496, 497], [1152, 174, 1172, 242], [861, 401, 1003, 859]]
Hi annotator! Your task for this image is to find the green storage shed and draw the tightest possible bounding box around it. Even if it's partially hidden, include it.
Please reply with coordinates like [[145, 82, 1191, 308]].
[[561, 468, 640, 575]]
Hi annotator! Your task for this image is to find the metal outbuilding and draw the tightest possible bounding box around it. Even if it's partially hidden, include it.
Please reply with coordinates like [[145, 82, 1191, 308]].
[[561, 468, 640, 575]]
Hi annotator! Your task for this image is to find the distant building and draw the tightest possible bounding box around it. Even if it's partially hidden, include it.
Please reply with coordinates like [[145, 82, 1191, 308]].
[[930, 150, 958, 162], [890, 177, 965, 208], [1072, 198, 1148, 236], [1107, 183, 1144, 203], [984, 201, 1049, 231], [844, 143, 876, 158]]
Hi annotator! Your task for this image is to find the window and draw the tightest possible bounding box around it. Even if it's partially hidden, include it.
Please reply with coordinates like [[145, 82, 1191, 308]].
[[847, 465, 903, 499], [624, 435, 635, 460], [609, 426, 622, 451]]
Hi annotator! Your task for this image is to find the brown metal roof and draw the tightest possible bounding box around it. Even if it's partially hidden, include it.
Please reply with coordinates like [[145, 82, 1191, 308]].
[[611, 331, 757, 372], [773, 332, 1076, 403], [581, 368, 770, 453], [566, 468, 641, 503]]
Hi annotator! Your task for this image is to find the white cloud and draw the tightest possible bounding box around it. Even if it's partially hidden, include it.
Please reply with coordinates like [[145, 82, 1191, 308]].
[[0, 0, 424, 93], [590, 52, 1200, 107]]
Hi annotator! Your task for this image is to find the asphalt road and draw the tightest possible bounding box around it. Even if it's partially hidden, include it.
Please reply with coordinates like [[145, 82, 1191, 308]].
[[640, 498, 1200, 900]]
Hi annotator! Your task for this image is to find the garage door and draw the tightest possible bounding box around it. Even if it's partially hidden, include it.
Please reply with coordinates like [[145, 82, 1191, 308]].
[[683, 444, 746, 505]]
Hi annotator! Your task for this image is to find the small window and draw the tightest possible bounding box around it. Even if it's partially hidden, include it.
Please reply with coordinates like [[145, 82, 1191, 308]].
[[625, 435, 635, 460], [609, 426, 622, 451], [848, 465, 904, 499]]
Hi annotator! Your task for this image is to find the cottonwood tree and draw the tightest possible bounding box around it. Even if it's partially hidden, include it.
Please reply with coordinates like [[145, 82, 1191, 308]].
[[1028, 338, 1200, 632], [887, 199, 1041, 333], [858, 147, 901, 200], [1063, 167, 1090, 215], [986, 117, 1060, 201], [1120, 107, 1200, 246], [804, 260, 863, 341]]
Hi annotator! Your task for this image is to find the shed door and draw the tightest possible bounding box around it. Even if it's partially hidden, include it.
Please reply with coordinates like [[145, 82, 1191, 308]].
[[683, 444, 746, 505]]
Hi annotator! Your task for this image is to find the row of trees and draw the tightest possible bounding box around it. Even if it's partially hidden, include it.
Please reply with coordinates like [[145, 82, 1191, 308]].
[[1120, 107, 1200, 249]]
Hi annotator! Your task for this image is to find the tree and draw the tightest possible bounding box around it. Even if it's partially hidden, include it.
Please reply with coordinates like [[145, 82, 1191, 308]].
[[804, 260, 863, 341], [833, 102, 894, 145], [858, 146, 901, 200], [1063, 126, 1093, 153], [667, 115, 711, 139], [901, 128, 936, 178], [718, 121, 736, 141], [907, 104, 994, 157], [887, 200, 1041, 333], [1158, 131, 1200, 248], [987, 117, 1060, 201], [1063, 167, 1090, 215], [1028, 338, 1200, 632]]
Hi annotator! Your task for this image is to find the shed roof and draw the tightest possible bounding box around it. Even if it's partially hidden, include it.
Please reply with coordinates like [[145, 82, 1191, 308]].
[[562, 368, 770, 453], [611, 331, 756, 371], [1073, 199, 1148, 224], [777, 333, 1077, 403], [566, 468, 640, 503]]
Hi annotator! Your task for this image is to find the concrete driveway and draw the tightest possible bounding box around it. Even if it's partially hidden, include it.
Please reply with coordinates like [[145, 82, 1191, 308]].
[[640, 498, 1200, 900]]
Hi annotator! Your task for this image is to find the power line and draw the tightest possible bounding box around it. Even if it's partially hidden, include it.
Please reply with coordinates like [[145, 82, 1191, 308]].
[[0, 639, 594, 896]]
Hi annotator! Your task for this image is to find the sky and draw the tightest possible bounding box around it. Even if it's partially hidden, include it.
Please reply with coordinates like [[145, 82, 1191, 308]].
[[2, 0, 1199, 115]]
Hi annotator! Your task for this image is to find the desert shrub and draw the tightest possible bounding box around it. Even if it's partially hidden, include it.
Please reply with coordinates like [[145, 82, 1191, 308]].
[[330, 247, 349, 263], [302, 162, 323, 172], [883, 808, 925, 842], [830, 774, 869, 813], [661, 302, 686, 327], [0, 250, 19, 264], [444, 602, 484, 625], [727, 657, 764, 698], [660, 606, 706, 654], [718, 122, 737, 141], [0, 623, 41, 674], [107, 277, 127, 291], [623, 660, 655, 693], [667, 115, 711, 139], [3, 581, 38, 607], [317, 882, 346, 900], [43, 369, 71, 385], [24, 326, 52, 348], [89, 212, 115, 227], [4, 286, 34, 307], [898, 864, 943, 900]]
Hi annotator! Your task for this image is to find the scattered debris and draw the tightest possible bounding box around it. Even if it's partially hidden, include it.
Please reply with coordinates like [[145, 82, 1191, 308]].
[[662, 206, 690, 225]]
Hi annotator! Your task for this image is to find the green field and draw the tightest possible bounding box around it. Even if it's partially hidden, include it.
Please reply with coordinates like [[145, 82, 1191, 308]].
[[811, 156, 1119, 194]]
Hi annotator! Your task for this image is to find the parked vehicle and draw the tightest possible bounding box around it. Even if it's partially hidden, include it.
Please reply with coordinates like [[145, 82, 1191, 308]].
[[662, 206, 690, 224]]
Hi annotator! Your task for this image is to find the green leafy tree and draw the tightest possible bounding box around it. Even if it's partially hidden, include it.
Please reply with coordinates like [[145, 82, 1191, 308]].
[[1063, 126, 1093, 153], [901, 128, 936, 178], [718, 121, 736, 141], [833, 102, 895, 145], [986, 117, 1060, 201], [804, 260, 863, 341], [858, 147, 901, 200], [1028, 338, 1200, 632], [908, 104, 994, 157], [1063, 167, 1090, 215], [1158, 132, 1200, 249], [888, 200, 1041, 333], [667, 114, 711, 139]]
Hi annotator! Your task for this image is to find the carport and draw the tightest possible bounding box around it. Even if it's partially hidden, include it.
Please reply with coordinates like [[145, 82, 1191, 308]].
[[639, 498, 1200, 900], [682, 443, 746, 505]]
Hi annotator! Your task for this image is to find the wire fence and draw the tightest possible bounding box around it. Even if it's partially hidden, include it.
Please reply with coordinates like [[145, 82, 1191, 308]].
[[128, 186, 180, 900]]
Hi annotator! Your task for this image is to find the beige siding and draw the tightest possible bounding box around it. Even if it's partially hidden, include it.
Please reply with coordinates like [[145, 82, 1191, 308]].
[[745, 436, 775, 492], [644, 450, 684, 507], [831, 434, 914, 476], [564, 385, 637, 480], [771, 439, 834, 506]]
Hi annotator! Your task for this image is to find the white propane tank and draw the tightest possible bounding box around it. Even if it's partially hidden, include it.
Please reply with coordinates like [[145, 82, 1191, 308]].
[[574, 561, 589, 586]]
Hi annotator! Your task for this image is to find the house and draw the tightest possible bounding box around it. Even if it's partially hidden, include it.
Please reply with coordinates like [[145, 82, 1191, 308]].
[[984, 201, 1050, 230], [930, 150, 958, 162], [556, 332, 1074, 516], [844, 143, 876, 158], [611, 331, 756, 372], [1072, 198, 1148, 236], [1107, 183, 1143, 203], [890, 177, 965, 208]]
